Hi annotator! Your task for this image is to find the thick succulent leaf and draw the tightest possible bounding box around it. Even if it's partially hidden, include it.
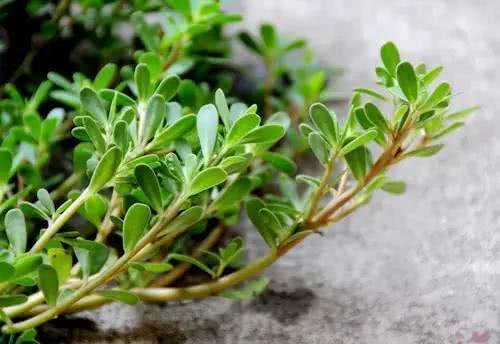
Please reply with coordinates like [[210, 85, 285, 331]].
[[197, 104, 219, 165], [189, 167, 227, 196], [123, 203, 151, 253]]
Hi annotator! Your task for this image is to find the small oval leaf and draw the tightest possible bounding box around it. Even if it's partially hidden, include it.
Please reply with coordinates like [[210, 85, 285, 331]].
[[123, 203, 151, 253], [189, 167, 227, 196]]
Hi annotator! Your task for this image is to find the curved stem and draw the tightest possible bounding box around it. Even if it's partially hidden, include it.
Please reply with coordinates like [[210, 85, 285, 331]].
[[150, 225, 226, 287], [20, 249, 278, 318], [3, 196, 186, 333]]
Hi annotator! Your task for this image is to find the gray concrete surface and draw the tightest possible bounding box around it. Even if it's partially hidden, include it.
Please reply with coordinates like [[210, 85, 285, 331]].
[[55, 1, 499, 343]]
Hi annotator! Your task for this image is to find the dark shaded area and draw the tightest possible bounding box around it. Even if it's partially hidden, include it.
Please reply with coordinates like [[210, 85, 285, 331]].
[[38, 283, 316, 343], [248, 286, 316, 325], [0, 1, 106, 92]]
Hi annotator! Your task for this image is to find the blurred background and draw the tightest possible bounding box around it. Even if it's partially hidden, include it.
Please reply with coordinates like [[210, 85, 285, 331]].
[[3, 1, 498, 343]]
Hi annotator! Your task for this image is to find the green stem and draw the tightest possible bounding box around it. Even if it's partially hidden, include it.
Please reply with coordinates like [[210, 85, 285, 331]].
[[30, 189, 91, 253], [19, 249, 278, 318], [50, 172, 81, 201], [3, 196, 186, 333], [305, 150, 338, 222]]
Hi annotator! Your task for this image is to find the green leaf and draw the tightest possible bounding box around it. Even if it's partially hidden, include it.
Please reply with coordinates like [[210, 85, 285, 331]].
[[309, 103, 338, 145], [380, 41, 400, 76], [37, 189, 54, 215], [5, 209, 26, 256], [123, 203, 151, 253], [13, 255, 43, 278], [238, 32, 262, 55], [283, 39, 306, 52], [0, 295, 27, 307], [422, 66, 443, 86], [80, 87, 107, 124], [299, 123, 314, 138], [81, 194, 108, 227], [47, 248, 72, 284], [159, 206, 203, 237], [142, 94, 166, 143], [240, 124, 285, 144], [96, 289, 139, 305], [0, 149, 12, 184], [211, 177, 252, 211], [246, 197, 275, 248], [396, 62, 418, 103], [131, 12, 160, 52], [364, 103, 389, 133], [382, 181, 406, 194], [260, 23, 277, 50], [41, 117, 59, 143], [215, 89, 231, 129], [168, 253, 215, 278], [222, 276, 269, 300], [93, 63, 117, 90], [340, 130, 377, 155], [130, 262, 173, 273], [135, 63, 150, 101], [353, 88, 389, 101], [99, 89, 135, 106], [296, 174, 321, 188], [189, 167, 227, 196], [433, 122, 464, 140], [150, 115, 196, 149], [344, 145, 369, 181], [88, 146, 122, 192], [261, 152, 297, 175], [135, 164, 163, 213], [219, 238, 243, 266], [15, 329, 37, 344], [308, 132, 331, 165], [38, 264, 59, 307], [65, 239, 109, 277], [421, 82, 451, 110], [446, 106, 480, 121], [29, 80, 52, 110], [0, 262, 14, 283], [226, 114, 261, 147], [83, 116, 106, 153], [113, 120, 130, 154], [197, 104, 219, 165], [73, 143, 93, 175], [259, 208, 285, 241], [407, 144, 444, 157], [155, 75, 180, 101], [220, 155, 250, 174]]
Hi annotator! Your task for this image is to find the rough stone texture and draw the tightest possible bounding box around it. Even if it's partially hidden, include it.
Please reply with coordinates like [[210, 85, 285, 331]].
[[52, 1, 498, 343]]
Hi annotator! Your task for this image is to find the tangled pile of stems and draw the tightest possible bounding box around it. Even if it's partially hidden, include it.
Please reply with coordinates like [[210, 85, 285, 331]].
[[0, 1, 476, 342]]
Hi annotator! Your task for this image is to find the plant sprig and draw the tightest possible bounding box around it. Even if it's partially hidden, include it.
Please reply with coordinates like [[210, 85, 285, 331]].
[[0, 2, 476, 341]]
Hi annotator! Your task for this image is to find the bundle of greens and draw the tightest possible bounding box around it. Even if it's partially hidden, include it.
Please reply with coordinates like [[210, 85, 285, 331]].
[[0, 0, 476, 342]]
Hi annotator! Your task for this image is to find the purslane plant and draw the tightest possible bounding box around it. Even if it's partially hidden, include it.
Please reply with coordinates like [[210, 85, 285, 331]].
[[0, 11, 476, 343]]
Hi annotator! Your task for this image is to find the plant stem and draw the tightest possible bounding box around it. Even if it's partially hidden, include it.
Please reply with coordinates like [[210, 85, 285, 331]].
[[3, 196, 186, 333], [163, 42, 182, 71], [50, 172, 81, 201], [95, 190, 121, 243], [305, 150, 338, 222], [150, 225, 226, 287], [30, 189, 91, 253], [20, 249, 279, 318], [263, 58, 275, 117], [309, 116, 416, 229]]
